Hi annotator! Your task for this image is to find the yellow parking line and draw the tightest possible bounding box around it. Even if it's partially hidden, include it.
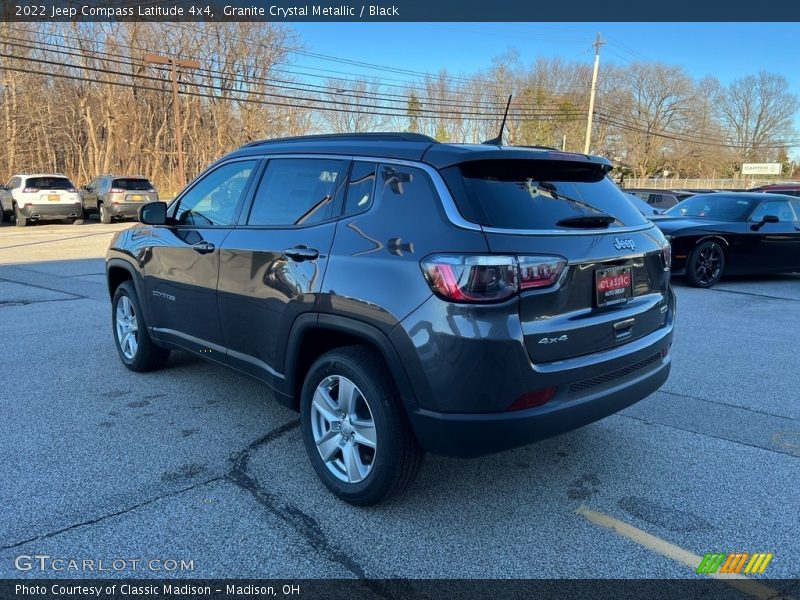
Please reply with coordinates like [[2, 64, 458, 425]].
[[576, 505, 790, 600]]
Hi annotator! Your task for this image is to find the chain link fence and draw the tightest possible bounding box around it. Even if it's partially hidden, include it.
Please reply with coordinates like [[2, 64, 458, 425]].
[[618, 178, 797, 190]]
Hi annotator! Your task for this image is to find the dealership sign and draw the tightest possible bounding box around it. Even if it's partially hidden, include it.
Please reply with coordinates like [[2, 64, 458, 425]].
[[741, 163, 782, 175]]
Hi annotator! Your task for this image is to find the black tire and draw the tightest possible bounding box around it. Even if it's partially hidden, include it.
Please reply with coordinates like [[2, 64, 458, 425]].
[[111, 281, 170, 372], [14, 204, 27, 227], [0, 209, 8, 223], [685, 240, 726, 288], [99, 202, 112, 224], [300, 345, 424, 506]]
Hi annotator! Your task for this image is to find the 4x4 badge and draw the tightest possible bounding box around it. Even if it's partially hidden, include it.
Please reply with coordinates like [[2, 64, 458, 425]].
[[613, 237, 635, 251], [538, 335, 569, 345]]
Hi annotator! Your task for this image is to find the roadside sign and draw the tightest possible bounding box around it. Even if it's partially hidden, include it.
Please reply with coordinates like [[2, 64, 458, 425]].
[[741, 163, 782, 175]]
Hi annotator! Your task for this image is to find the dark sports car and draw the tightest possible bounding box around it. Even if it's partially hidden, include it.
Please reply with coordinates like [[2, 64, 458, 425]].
[[652, 192, 800, 287]]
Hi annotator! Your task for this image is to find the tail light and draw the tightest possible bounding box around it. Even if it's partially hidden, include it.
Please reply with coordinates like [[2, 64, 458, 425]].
[[421, 254, 566, 303], [661, 244, 671, 271], [22, 187, 40, 193], [148, 188, 156, 193], [67, 188, 77, 193], [109, 187, 125, 193]]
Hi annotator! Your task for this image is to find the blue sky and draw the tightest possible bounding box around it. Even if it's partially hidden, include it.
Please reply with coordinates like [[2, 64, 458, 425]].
[[290, 22, 800, 153]]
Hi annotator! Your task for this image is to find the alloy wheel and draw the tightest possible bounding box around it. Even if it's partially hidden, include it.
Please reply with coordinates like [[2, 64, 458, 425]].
[[694, 244, 722, 285], [115, 296, 139, 360], [310, 375, 377, 484]]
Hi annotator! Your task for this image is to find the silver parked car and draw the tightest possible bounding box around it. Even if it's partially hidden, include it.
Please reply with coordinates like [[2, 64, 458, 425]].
[[80, 175, 159, 223]]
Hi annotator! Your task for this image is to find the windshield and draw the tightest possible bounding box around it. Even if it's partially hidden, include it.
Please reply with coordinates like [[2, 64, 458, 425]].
[[443, 160, 648, 230], [25, 176, 74, 190], [112, 178, 154, 191], [664, 194, 755, 220]]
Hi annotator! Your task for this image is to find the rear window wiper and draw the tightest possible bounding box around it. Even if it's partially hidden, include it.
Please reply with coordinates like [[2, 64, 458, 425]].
[[556, 214, 616, 228]]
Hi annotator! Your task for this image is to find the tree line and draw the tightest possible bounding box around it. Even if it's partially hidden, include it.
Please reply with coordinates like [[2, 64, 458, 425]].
[[1, 23, 797, 194]]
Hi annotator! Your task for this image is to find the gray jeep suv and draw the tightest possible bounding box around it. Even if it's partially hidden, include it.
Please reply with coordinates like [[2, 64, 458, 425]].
[[106, 133, 675, 505]]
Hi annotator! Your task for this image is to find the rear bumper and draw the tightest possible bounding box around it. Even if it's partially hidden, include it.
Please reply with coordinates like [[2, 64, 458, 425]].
[[407, 353, 670, 458], [19, 203, 82, 219], [108, 202, 153, 218], [394, 286, 676, 457]]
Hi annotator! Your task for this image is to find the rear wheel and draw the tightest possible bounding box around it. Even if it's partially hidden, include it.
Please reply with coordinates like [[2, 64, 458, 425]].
[[0, 209, 8, 223], [112, 281, 170, 371], [99, 202, 112, 224], [300, 345, 423, 506], [14, 204, 27, 227], [686, 240, 725, 288]]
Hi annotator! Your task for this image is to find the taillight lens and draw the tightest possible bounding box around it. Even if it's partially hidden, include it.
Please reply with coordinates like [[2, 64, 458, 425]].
[[518, 256, 567, 289], [22, 187, 40, 193], [421, 254, 566, 303], [67, 187, 77, 193], [661, 244, 671, 270]]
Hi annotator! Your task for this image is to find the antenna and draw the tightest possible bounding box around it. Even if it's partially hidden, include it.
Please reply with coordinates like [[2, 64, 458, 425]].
[[482, 95, 512, 145]]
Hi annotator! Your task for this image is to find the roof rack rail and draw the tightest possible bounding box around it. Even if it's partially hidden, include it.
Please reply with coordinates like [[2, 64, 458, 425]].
[[243, 132, 439, 148]]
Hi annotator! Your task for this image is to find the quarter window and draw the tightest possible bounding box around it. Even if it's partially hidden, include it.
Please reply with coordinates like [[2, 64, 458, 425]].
[[343, 161, 377, 217], [247, 158, 346, 226], [174, 160, 257, 226]]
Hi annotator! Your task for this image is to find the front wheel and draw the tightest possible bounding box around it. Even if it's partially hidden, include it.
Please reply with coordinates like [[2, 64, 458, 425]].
[[300, 346, 423, 506], [685, 240, 725, 288], [112, 281, 170, 371]]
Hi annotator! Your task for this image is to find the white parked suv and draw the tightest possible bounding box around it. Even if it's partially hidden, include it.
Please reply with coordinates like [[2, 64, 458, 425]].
[[0, 173, 83, 226]]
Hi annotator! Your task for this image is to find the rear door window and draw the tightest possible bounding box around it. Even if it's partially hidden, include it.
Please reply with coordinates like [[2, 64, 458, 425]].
[[442, 160, 648, 230], [247, 158, 347, 226]]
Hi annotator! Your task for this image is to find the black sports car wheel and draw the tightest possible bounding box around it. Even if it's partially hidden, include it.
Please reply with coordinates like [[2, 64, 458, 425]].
[[686, 240, 725, 288]]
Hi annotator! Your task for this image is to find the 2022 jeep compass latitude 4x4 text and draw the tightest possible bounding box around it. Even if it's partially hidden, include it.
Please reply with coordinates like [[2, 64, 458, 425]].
[[106, 133, 675, 505]]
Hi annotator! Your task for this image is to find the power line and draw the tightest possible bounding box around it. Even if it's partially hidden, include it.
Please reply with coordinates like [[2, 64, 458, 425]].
[[4, 27, 797, 151], [0, 35, 590, 119], [4, 26, 583, 113]]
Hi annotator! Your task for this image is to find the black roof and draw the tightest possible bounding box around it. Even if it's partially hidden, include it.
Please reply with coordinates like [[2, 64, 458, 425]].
[[226, 132, 612, 170]]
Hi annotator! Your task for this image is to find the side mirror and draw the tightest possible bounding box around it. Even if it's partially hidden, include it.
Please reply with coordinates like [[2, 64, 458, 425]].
[[751, 214, 779, 230], [139, 201, 167, 225]]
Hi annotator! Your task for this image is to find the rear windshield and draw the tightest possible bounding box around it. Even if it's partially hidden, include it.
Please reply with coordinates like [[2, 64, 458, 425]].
[[112, 178, 154, 191], [25, 176, 74, 190], [443, 160, 648, 230], [664, 194, 755, 220]]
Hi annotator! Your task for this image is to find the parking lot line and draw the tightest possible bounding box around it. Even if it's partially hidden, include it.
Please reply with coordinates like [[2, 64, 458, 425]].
[[576, 505, 790, 600]]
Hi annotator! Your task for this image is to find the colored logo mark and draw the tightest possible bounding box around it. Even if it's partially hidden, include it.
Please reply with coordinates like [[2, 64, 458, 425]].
[[697, 552, 773, 574]]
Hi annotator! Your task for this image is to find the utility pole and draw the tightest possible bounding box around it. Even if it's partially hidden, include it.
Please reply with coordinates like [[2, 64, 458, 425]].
[[144, 53, 200, 189], [583, 33, 604, 155]]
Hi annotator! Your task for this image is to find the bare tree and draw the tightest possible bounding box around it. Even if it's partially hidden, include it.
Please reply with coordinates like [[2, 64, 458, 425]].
[[716, 71, 799, 164]]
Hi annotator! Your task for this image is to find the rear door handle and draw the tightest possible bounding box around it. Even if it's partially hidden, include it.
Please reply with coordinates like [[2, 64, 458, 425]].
[[192, 241, 215, 254], [284, 245, 320, 261]]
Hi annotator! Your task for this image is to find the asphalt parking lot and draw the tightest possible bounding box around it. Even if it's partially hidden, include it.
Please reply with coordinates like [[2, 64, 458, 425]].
[[0, 221, 798, 582]]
